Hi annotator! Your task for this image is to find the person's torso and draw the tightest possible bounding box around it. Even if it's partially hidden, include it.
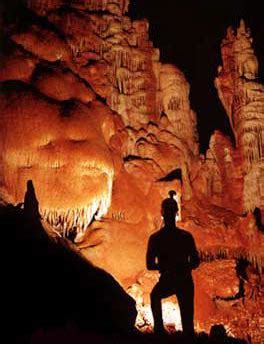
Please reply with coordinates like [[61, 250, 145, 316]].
[[154, 228, 193, 275]]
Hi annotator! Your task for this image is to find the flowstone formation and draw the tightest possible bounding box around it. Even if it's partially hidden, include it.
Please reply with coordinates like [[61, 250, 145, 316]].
[[0, 1, 263, 342]]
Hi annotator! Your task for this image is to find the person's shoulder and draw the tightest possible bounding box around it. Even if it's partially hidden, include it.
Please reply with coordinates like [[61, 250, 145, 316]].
[[149, 228, 164, 240], [176, 227, 194, 240]]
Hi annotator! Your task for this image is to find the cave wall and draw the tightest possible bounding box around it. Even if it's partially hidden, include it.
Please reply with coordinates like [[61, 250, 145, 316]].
[[215, 19, 264, 214], [0, 1, 264, 342]]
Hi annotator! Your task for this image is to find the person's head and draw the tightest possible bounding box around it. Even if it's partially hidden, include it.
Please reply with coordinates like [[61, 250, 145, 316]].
[[161, 190, 178, 226], [168, 190, 176, 199]]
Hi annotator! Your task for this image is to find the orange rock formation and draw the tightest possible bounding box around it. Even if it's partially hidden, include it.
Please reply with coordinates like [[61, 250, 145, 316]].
[[0, 1, 263, 342]]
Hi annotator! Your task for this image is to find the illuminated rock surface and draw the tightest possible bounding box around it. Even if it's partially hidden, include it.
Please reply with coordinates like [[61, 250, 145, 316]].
[[215, 19, 264, 213], [0, 1, 263, 342]]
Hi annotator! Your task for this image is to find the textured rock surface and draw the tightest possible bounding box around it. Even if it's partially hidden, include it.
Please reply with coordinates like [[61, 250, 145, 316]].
[[0, 1, 264, 342], [215, 19, 264, 213]]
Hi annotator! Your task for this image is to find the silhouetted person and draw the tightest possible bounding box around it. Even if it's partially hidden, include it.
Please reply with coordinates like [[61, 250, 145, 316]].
[[146, 190, 200, 337], [24, 180, 41, 219]]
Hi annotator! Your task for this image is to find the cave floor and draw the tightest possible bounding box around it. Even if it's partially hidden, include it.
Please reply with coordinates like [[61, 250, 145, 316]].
[[27, 326, 247, 344]]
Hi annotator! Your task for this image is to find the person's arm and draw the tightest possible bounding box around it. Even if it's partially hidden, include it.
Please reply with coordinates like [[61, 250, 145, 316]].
[[146, 236, 159, 270], [188, 235, 200, 270]]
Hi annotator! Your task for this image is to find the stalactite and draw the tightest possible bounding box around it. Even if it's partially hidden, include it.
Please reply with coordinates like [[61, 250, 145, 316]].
[[199, 247, 264, 273], [41, 176, 113, 240], [106, 48, 146, 73]]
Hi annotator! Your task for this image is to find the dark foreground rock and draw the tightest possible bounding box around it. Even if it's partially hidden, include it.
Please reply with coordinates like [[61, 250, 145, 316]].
[[29, 325, 247, 344], [2, 204, 248, 344], [1, 205, 137, 342]]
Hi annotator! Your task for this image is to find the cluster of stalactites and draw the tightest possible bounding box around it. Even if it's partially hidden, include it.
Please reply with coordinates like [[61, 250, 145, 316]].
[[107, 47, 147, 74], [199, 247, 264, 274], [41, 177, 113, 240], [106, 46, 158, 127], [155, 64, 199, 154], [27, 0, 198, 155]]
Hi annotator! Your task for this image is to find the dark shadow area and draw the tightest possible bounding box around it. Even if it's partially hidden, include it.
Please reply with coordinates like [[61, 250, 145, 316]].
[[2, 181, 137, 343], [123, 155, 143, 162], [28, 329, 248, 344], [0, 0, 65, 38], [158, 169, 182, 182], [253, 207, 264, 232], [209, 325, 238, 344]]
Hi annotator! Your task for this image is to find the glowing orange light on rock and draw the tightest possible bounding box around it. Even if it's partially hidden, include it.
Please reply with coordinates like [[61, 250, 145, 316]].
[[134, 300, 183, 333], [0, 88, 116, 240]]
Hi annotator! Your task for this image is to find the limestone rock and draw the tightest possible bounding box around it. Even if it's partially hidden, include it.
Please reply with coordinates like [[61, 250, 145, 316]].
[[12, 24, 72, 62], [0, 47, 37, 82], [33, 65, 96, 103], [1, 2, 264, 340], [215, 19, 264, 213]]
